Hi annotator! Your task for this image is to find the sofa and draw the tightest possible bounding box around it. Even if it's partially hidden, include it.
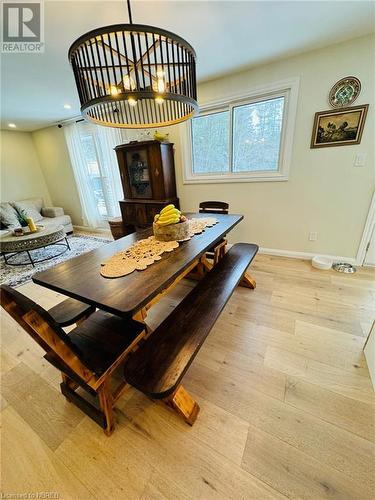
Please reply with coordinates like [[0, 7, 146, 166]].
[[0, 198, 73, 234]]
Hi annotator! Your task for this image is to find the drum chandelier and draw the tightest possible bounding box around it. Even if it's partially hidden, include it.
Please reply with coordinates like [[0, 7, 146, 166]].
[[68, 0, 198, 128]]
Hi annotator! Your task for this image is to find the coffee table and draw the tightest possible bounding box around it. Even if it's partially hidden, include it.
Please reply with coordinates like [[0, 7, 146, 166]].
[[0, 225, 70, 267]]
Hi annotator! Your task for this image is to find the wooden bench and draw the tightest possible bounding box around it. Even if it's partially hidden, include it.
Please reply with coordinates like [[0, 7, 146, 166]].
[[124, 242, 258, 424], [1, 285, 146, 435], [48, 298, 95, 327]]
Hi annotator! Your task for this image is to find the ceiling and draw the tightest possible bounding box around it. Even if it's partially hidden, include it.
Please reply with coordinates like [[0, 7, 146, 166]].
[[1, 0, 374, 131]]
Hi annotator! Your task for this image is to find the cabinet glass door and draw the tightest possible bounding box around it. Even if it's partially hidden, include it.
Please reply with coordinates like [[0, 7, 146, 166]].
[[126, 148, 152, 198]]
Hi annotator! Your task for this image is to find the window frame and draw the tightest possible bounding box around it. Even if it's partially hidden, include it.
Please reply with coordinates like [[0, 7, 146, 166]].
[[182, 77, 299, 184]]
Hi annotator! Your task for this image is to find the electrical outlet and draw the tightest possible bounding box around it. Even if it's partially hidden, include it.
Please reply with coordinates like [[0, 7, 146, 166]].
[[354, 153, 367, 167], [309, 232, 318, 241]]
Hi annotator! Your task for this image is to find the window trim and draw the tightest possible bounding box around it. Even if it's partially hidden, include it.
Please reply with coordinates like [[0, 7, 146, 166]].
[[182, 77, 300, 184]]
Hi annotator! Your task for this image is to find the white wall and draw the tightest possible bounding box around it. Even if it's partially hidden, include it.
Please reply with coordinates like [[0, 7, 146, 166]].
[[32, 126, 83, 226], [174, 34, 375, 259], [9, 35, 373, 259], [0, 130, 51, 205], [31, 125, 181, 226]]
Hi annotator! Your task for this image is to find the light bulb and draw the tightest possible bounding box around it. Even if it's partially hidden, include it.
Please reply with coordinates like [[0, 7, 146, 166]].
[[154, 69, 166, 93], [155, 97, 164, 104], [110, 85, 119, 96], [128, 97, 137, 106], [157, 79, 165, 93], [123, 75, 135, 91], [8, 123, 16, 128]]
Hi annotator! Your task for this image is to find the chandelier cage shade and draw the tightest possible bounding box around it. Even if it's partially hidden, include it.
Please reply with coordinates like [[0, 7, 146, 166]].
[[68, 24, 198, 128]]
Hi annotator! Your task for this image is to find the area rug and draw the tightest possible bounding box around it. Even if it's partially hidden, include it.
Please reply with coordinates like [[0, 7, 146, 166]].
[[0, 233, 110, 287]]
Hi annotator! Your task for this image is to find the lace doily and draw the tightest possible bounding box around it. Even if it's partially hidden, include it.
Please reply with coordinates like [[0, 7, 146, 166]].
[[100, 217, 218, 278]]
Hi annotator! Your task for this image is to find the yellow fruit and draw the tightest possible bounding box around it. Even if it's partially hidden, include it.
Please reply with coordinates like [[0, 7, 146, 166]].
[[154, 214, 160, 222], [158, 209, 180, 220], [160, 204, 175, 215], [158, 214, 180, 222], [157, 215, 180, 226]]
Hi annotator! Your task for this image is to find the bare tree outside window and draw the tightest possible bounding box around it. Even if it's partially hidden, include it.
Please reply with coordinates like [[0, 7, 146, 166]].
[[191, 95, 285, 175], [192, 111, 229, 174], [232, 97, 284, 172]]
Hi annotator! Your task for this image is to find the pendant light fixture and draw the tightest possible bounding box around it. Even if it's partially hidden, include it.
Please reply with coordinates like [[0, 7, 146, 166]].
[[68, 0, 198, 128]]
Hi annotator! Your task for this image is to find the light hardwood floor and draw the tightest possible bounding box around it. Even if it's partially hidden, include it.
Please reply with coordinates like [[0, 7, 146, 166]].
[[1, 254, 374, 499]]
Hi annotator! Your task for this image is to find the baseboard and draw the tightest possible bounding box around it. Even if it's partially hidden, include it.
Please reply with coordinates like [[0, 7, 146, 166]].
[[259, 247, 357, 265]]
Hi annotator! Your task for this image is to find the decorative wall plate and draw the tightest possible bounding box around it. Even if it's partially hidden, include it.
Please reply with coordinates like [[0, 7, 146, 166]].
[[329, 76, 361, 108]]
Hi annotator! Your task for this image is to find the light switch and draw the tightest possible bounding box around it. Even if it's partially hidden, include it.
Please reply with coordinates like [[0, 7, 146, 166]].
[[354, 153, 367, 167]]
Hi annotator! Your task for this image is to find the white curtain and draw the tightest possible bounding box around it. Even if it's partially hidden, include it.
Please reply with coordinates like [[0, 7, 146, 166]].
[[64, 122, 128, 229], [64, 122, 102, 228], [95, 126, 126, 218]]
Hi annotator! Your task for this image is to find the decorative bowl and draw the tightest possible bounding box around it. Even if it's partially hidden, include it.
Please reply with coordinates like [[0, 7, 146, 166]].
[[153, 220, 190, 242]]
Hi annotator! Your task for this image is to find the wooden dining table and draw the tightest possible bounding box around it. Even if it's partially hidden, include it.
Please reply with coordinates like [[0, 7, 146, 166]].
[[33, 213, 254, 320]]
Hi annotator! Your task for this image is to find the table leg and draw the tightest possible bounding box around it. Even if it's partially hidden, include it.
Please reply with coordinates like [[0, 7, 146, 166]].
[[132, 307, 152, 335], [187, 255, 213, 281], [137, 259, 199, 317], [65, 237, 71, 250], [213, 239, 227, 265], [27, 250, 35, 267]]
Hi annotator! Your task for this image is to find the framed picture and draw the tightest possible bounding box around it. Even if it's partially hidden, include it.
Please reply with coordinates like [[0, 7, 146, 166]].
[[310, 104, 369, 148]]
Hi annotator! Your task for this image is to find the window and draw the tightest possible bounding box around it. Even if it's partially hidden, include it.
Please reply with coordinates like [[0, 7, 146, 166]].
[[184, 78, 299, 183], [232, 97, 284, 172], [192, 110, 229, 174]]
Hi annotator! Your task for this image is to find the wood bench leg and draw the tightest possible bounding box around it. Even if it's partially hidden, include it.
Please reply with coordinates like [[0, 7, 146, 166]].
[[98, 381, 115, 436], [164, 385, 200, 426], [60, 382, 107, 430], [61, 376, 118, 436], [240, 272, 256, 289], [61, 373, 79, 395]]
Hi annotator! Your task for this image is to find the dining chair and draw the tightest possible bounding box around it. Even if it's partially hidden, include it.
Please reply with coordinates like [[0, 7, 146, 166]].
[[199, 201, 229, 263], [0, 284, 146, 435], [199, 201, 229, 215]]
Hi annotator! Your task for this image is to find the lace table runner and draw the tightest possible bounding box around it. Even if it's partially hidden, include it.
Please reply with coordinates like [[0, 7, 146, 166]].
[[100, 217, 218, 278]]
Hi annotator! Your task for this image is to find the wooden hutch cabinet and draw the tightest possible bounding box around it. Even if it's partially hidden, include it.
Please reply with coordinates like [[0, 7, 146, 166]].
[[115, 140, 179, 233]]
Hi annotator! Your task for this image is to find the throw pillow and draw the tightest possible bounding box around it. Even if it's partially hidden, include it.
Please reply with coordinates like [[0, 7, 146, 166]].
[[13, 199, 43, 223], [0, 202, 20, 227]]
